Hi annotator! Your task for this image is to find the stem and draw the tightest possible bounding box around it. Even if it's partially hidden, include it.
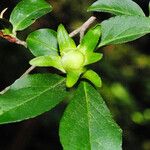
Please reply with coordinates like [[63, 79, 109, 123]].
[[0, 87, 10, 95], [15, 37, 27, 48], [0, 16, 96, 94], [20, 65, 36, 78], [69, 28, 81, 37], [0, 32, 27, 47], [69, 16, 96, 41], [0, 66, 35, 94], [80, 16, 96, 41]]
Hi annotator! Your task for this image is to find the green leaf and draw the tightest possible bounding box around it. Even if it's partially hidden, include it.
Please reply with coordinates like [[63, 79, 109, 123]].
[[60, 82, 122, 150], [99, 16, 150, 47], [30, 56, 65, 73], [9, 0, 52, 32], [85, 53, 103, 65], [66, 71, 81, 88], [82, 70, 102, 87], [78, 26, 102, 65], [88, 0, 145, 17], [79, 25, 101, 53], [57, 24, 76, 55], [26, 29, 58, 57], [0, 74, 67, 124]]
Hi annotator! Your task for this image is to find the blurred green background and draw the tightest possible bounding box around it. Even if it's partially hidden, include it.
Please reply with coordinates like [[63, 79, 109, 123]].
[[0, 0, 150, 150]]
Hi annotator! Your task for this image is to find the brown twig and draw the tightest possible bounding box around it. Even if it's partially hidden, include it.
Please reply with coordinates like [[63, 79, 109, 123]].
[[69, 16, 96, 41], [0, 31, 27, 47], [0, 16, 96, 94], [15, 37, 27, 47]]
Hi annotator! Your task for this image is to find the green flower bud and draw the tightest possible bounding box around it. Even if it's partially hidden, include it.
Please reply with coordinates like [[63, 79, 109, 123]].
[[62, 50, 85, 71]]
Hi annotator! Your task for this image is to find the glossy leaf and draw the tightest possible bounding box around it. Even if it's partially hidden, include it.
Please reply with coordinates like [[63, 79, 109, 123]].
[[82, 70, 102, 87], [10, 0, 52, 32], [99, 16, 150, 47], [60, 82, 122, 150], [30, 56, 65, 73], [57, 24, 76, 55], [79, 25, 101, 53], [0, 74, 67, 124], [88, 0, 145, 16], [26, 29, 58, 57]]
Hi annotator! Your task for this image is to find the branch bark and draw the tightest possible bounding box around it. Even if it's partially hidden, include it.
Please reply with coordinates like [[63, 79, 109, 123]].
[[0, 31, 27, 47], [69, 16, 96, 40]]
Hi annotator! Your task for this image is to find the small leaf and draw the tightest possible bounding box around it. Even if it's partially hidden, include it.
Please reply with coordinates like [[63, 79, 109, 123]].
[[60, 82, 122, 150], [10, 0, 52, 32], [79, 25, 101, 53], [26, 29, 58, 57], [82, 70, 102, 87], [0, 74, 68, 124], [88, 0, 145, 16], [78, 26, 102, 65], [30, 56, 65, 73], [57, 24, 76, 55], [66, 71, 81, 88], [85, 53, 103, 65], [99, 16, 150, 47]]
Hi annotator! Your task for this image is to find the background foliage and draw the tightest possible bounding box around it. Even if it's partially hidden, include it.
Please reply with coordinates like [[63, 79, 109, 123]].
[[0, 0, 149, 150]]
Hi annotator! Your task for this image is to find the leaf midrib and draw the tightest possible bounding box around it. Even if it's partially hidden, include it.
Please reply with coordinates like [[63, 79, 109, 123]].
[[99, 29, 150, 47], [28, 37, 58, 53], [83, 83, 92, 150]]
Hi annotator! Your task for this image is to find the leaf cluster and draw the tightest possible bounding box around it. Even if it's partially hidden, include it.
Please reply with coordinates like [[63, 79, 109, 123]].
[[0, 0, 150, 149]]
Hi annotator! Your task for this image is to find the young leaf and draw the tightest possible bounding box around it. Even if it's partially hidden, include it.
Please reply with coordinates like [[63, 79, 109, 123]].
[[66, 71, 81, 88], [26, 29, 58, 57], [10, 0, 52, 32], [57, 24, 76, 55], [82, 70, 102, 87], [60, 82, 122, 150], [84, 53, 103, 65], [99, 16, 150, 47], [30, 56, 65, 73], [0, 74, 68, 124], [88, 0, 145, 17], [79, 25, 101, 53]]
